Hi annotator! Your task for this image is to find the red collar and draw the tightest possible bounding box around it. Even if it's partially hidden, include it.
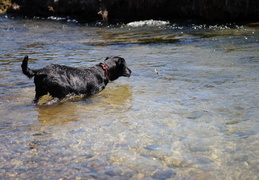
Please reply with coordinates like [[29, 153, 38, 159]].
[[100, 63, 111, 80]]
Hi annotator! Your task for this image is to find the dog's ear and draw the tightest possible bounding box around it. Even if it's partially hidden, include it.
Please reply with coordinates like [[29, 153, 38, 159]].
[[117, 57, 126, 66]]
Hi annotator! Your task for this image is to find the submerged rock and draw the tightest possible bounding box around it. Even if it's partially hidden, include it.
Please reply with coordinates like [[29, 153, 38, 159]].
[[152, 169, 177, 179], [3, 0, 259, 22]]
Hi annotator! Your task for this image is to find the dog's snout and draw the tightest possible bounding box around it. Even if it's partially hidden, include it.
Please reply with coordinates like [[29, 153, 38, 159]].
[[124, 68, 132, 77]]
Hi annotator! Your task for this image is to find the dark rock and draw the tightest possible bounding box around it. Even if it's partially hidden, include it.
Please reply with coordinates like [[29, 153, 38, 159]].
[[145, 144, 161, 151], [86, 158, 107, 169], [152, 169, 177, 179]]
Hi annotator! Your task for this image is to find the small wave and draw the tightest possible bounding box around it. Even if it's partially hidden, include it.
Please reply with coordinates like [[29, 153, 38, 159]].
[[47, 16, 66, 21], [126, 19, 170, 27], [47, 16, 78, 23]]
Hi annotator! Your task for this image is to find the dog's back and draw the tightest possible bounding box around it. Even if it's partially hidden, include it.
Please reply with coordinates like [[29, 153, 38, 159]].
[[38, 64, 107, 96]]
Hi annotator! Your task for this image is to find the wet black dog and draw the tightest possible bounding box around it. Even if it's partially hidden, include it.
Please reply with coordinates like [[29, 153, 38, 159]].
[[21, 56, 131, 104]]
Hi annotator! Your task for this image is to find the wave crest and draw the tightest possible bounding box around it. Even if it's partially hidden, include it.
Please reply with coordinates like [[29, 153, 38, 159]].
[[126, 19, 170, 27]]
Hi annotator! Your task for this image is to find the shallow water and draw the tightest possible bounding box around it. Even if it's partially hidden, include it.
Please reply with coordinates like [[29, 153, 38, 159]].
[[0, 16, 259, 179]]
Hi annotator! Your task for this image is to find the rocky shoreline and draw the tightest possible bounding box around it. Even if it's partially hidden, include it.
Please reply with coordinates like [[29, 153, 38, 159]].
[[1, 0, 259, 22]]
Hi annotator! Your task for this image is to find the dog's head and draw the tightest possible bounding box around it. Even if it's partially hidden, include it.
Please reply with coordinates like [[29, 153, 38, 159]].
[[104, 56, 131, 81]]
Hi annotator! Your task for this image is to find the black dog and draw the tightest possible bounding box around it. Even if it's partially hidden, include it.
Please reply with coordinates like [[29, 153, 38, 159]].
[[21, 56, 131, 104]]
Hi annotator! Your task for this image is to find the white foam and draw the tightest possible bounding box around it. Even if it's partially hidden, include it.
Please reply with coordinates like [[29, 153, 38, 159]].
[[47, 16, 66, 21], [126, 19, 170, 27]]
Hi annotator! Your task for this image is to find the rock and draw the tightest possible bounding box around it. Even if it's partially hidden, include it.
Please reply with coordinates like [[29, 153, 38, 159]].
[[152, 169, 177, 179], [0, 0, 12, 14], [86, 158, 107, 169]]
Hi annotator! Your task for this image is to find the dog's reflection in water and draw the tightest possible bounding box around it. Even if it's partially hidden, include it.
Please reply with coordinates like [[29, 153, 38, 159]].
[[36, 84, 132, 125]]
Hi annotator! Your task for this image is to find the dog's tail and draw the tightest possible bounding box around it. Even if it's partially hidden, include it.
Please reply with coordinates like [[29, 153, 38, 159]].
[[21, 56, 35, 78]]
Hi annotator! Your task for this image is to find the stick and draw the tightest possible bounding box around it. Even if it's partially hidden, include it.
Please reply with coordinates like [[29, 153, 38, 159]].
[[154, 69, 172, 80]]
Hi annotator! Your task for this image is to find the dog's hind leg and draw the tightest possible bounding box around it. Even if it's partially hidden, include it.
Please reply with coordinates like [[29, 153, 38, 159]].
[[33, 85, 48, 104], [33, 77, 48, 104]]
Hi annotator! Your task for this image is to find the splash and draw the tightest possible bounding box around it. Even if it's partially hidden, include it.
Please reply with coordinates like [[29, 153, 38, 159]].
[[126, 19, 170, 27]]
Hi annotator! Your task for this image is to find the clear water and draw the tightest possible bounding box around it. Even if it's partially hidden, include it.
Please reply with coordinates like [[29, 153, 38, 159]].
[[0, 16, 259, 179]]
